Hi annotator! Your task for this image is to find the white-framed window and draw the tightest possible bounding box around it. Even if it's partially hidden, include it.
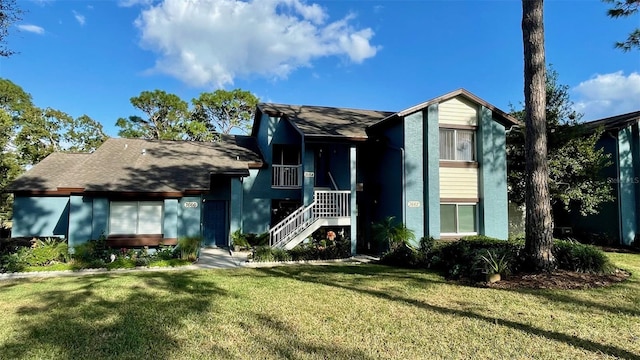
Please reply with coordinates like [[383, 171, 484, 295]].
[[439, 129, 475, 161], [109, 201, 163, 235], [440, 203, 477, 235]]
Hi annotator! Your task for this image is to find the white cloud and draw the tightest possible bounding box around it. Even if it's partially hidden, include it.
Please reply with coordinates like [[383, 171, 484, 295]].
[[573, 71, 640, 120], [73, 11, 86, 26], [134, 0, 380, 88], [17, 24, 45, 35]]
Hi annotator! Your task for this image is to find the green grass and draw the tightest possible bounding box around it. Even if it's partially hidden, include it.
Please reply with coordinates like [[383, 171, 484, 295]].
[[0, 252, 638, 359]]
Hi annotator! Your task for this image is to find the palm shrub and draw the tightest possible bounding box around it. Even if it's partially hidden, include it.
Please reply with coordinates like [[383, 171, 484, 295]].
[[372, 216, 416, 251]]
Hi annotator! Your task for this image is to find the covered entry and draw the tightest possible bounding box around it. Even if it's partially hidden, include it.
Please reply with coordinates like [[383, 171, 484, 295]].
[[202, 199, 228, 247]]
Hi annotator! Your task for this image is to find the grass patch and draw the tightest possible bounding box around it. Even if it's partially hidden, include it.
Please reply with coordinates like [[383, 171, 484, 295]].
[[0, 253, 637, 359]]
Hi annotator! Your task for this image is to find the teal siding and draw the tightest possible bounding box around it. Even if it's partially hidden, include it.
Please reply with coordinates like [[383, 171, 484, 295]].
[[230, 178, 243, 235], [68, 196, 93, 247], [12, 196, 70, 238], [374, 122, 404, 225], [91, 198, 108, 239], [163, 199, 179, 239], [425, 104, 440, 239], [242, 198, 272, 234], [178, 196, 202, 238], [403, 111, 425, 244], [618, 125, 638, 245], [478, 106, 508, 239]]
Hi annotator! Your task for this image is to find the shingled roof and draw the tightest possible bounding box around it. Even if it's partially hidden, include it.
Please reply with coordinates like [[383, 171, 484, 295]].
[[257, 103, 395, 140], [580, 110, 640, 133], [7, 136, 263, 194]]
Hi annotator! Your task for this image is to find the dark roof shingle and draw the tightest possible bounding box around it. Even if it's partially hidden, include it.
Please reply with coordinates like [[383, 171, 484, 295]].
[[258, 103, 395, 140], [8, 136, 263, 193]]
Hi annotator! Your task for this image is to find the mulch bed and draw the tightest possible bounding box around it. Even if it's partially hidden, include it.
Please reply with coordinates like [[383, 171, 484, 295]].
[[484, 269, 631, 290]]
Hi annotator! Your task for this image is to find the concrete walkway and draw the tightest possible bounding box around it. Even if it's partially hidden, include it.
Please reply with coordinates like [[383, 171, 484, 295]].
[[0, 247, 376, 281]]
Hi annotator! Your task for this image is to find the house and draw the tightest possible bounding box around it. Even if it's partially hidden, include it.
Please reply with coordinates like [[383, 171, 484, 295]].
[[6, 89, 518, 253], [565, 110, 640, 246]]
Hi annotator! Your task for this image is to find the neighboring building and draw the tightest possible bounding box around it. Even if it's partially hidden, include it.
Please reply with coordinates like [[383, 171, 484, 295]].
[[566, 111, 640, 246], [6, 89, 518, 253]]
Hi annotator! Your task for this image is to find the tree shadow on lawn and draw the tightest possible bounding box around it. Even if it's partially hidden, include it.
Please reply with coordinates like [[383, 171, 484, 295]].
[[236, 312, 378, 360], [0, 271, 231, 360], [255, 265, 640, 360]]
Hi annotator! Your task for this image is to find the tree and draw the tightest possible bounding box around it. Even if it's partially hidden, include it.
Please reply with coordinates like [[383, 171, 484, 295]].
[[522, 0, 555, 271], [507, 67, 613, 217], [116, 90, 189, 140], [191, 89, 259, 135], [0, 0, 22, 57], [0, 78, 108, 219], [604, 0, 640, 51]]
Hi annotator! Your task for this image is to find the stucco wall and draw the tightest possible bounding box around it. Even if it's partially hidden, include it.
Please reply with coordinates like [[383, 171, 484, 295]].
[[12, 196, 70, 238]]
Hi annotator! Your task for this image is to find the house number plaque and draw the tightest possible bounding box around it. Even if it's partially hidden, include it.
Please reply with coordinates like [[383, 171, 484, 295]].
[[304, 172, 315, 178], [407, 201, 421, 208], [184, 202, 199, 208]]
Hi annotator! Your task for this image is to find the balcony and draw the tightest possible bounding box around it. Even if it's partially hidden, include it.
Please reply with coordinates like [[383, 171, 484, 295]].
[[272, 164, 302, 188]]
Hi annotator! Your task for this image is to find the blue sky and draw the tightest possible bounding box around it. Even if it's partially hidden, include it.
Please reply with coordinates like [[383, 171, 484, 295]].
[[2, 0, 639, 137]]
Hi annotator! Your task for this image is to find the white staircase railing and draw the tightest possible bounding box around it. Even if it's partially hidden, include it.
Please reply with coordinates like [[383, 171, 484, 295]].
[[269, 190, 350, 248]]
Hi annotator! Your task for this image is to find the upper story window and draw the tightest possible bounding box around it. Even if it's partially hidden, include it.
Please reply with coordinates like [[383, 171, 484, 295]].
[[439, 129, 475, 161], [109, 201, 163, 235]]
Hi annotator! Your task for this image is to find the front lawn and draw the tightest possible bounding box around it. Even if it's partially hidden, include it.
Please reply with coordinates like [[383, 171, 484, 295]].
[[0, 253, 638, 359]]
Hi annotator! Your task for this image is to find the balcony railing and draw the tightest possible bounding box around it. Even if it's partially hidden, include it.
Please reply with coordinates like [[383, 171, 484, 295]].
[[272, 164, 302, 188]]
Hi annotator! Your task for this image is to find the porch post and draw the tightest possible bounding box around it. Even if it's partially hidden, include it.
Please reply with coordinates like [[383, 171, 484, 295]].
[[350, 146, 357, 255]]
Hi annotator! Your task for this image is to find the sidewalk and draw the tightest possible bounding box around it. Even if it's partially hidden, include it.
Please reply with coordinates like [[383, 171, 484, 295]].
[[0, 248, 376, 281]]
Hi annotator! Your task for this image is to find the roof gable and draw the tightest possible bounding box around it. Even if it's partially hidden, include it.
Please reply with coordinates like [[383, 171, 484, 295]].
[[7, 136, 264, 194], [257, 103, 394, 140], [371, 89, 520, 130]]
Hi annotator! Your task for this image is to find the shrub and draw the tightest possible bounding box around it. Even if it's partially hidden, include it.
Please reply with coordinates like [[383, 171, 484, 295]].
[[177, 236, 202, 262], [272, 248, 292, 262], [155, 245, 176, 260], [231, 230, 250, 249], [253, 246, 275, 262], [28, 238, 69, 266], [379, 243, 420, 268], [430, 238, 523, 280], [73, 237, 110, 263], [417, 236, 435, 266], [0, 248, 30, 272], [553, 240, 614, 273]]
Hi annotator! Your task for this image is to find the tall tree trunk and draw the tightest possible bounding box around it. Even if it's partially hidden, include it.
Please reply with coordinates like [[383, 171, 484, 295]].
[[522, 0, 555, 271]]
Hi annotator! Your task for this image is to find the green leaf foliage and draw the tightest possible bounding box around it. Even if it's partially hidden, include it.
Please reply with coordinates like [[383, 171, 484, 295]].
[[507, 66, 613, 216], [116, 90, 189, 140], [191, 89, 258, 135], [604, 0, 640, 51], [0, 78, 108, 219]]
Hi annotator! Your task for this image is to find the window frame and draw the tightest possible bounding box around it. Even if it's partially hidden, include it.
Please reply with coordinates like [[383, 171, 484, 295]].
[[109, 201, 164, 235], [439, 128, 476, 162], [440, 203, 478, 236]]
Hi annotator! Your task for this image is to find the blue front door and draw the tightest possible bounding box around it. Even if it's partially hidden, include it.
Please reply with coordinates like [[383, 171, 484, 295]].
[[202, 200, 227, 247]]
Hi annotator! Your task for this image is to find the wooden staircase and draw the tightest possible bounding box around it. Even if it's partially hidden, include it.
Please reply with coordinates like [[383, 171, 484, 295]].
[[269, 190, 351, 249]]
